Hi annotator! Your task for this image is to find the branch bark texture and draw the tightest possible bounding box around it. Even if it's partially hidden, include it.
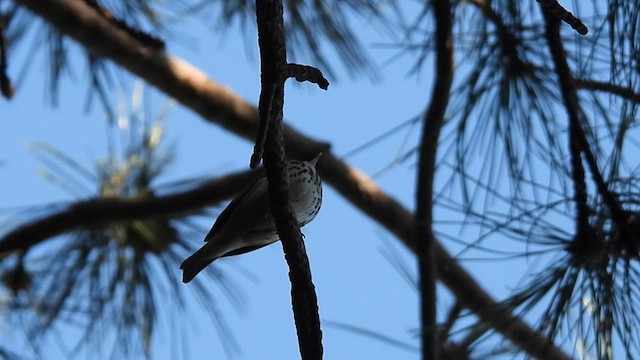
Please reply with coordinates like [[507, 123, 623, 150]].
[[255, 1, 323, 358], [10, 0, 571, 358]]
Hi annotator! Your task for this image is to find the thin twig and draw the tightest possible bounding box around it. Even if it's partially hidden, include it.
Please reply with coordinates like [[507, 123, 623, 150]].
[[250, 83, 277, 168], [536, 0, 588, 35], [252, 64, 328, 169], [0, 14, 15, 99], [82, 0, 165, 49], [441, 302, 463, 341], [466, 0, 528, 75], [287, 64, 329, 89], [541, 16, 590, 243], [542, 11, 629, 242]]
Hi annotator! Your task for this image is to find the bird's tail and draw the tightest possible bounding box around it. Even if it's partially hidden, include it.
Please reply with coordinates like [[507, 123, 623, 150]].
[[180, 244, 219, 283]]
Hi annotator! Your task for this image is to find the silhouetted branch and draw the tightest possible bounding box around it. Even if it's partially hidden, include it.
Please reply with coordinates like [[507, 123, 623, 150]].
[[541, 13, 591, 244], [251, 83, 277, 168], [543, 11, 629, 240], [0, 15, 15, 99], [255, 1, 323, 359], [12, 0, 570, 358], [575, 79, 640, 103], [0, 170, 260, 254], [287, 64, 329, 89], [415, 1, 454, 359], [536, 0, 588, 35]]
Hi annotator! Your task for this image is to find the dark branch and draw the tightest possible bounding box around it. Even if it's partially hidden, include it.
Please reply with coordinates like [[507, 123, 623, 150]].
[[252, 65, 327, 169], [466, 0, 528, 76], [0, 15, 15, 99], [250, 83, 277, 168], [575, 79, 640, 103], [0, 170, 260, 254], [541, 14, 590, 245], [441, 302, 463, 342], [12, 1, 570, 358], [255, 1, 323, 359], [536, 0, 588, 35], [287, 64, 329, 90], [415, 1, 454, 359], [543, 11, 629, 242]]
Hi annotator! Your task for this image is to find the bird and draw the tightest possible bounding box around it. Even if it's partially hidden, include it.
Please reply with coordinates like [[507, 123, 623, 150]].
[[180, 153, 323, 283]]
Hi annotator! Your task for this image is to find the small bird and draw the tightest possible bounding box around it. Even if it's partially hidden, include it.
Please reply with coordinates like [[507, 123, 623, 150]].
[[180, 153, 323, 283]]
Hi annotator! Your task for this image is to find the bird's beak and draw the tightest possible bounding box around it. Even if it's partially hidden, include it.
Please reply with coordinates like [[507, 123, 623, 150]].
[[310, 152, 323, 166]]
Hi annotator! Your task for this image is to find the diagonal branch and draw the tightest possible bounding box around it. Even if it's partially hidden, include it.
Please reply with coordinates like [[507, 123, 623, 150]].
[[11, 0, 570, 358]]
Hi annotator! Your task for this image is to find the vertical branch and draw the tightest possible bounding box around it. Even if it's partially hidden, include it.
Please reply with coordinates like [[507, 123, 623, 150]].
[[542, 16, 590, 243], [414, 0, 454, 359], [0, 14, 15, 99], [255, 1, 324, 359], [542, 11, 628, 240]]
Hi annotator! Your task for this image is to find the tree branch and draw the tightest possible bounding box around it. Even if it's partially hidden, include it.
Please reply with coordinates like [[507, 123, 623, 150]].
[[287, 64, 329, 89], [0, 14, 15, 99], [575, 79, 640, 103], [536, 0, 588, 35], [0, 170, 260, 254], [543, 10, 629, 242], [466, 0, 529, 76], [541, 12, 590, 246], [82, 0, 165, 49], [415, 1, 454, 359], [254, 0, 323, 358], [11, 0, 571, 358]]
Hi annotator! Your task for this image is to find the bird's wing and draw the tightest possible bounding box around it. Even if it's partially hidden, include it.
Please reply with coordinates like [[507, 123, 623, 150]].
[[203, 176, 268, 242], [221, 242, 273, 257]]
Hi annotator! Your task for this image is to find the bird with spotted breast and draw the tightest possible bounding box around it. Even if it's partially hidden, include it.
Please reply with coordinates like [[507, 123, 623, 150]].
[[180, 153, 323, 283]]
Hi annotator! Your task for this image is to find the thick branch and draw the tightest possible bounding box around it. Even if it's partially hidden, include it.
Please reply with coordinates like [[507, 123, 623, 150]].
[[415, 1, 454, 359], [12, 0, 570, 358], [255, 0, 323, 359]]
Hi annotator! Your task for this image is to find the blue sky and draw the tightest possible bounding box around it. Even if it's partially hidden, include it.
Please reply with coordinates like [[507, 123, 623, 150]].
[[0, 2, 589, 359]]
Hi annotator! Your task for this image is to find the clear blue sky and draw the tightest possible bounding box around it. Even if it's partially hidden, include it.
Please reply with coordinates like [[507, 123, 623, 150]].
[[1, 3, 580, 359]]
